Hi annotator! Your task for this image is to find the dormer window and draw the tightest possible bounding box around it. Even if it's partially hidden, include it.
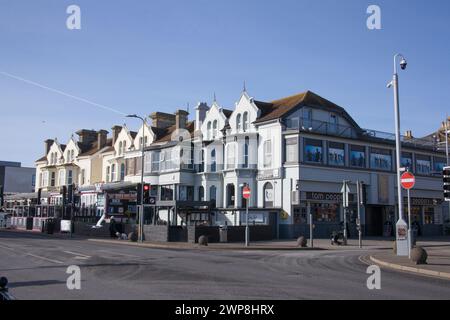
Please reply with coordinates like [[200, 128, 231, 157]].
[[207, 122, 212, 140], [213, 120, 218, 138], [243, 112, 249, 132], [236, 114, 242, 132]]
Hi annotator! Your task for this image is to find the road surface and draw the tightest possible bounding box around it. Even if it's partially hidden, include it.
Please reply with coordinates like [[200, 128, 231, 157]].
[[1, 231, 449, 300]]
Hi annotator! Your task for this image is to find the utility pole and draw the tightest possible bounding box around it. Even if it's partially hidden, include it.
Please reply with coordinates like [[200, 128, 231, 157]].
[[341, 180, 350, 246], [356, 180, 362, 249], [308, 202, 313, 248]]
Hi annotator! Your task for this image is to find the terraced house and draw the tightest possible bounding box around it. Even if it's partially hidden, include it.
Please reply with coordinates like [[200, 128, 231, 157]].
[[19, 89, 450, 239]]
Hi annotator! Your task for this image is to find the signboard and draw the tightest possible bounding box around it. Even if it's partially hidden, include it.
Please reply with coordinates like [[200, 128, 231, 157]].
[[305, 192, 355, 203], [60, 220, 72, 232], [243, 186, 251, 200], [401, 172, 415, 190]]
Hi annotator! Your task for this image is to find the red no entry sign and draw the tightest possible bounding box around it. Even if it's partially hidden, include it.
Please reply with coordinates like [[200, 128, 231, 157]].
[[243, 186, 251, 199], [401, 172, 415, 190]]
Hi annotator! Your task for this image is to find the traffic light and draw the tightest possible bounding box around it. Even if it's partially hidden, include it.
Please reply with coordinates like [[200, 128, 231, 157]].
[[67, 184, 74, 204], [444, 166, 450, 201], [61, 186, 67, 205], [143, 184, 151, 205]]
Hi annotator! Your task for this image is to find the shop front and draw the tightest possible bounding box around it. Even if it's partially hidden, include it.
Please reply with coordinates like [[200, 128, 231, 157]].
[[293, 191, 357, 238], [403, 197, 443, 236]]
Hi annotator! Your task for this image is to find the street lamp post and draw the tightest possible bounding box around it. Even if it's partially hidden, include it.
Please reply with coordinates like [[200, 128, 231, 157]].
[[389, 53, 409, 256], [126, 114, 145, 243]]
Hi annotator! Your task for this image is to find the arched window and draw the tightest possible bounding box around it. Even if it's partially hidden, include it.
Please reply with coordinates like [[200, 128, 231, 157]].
[[198, 186, 205, 201], [210, 149, 216, 172], [209, 185, 217, 207], [263, 182, 274, 208], [111, 164, 116, 182], [120, 163, 126, 180], [236, 114, 242, 131], [244, 137, 249, 168], [119, 142, 123, 155], [213, 120, 218, 138], [207, 122, 212, 140], [243, 112, 249, 132], [227, 144, 235, 169]]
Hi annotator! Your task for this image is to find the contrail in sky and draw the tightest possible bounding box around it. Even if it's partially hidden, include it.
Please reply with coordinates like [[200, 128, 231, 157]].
[[0, 71, 127, 116]]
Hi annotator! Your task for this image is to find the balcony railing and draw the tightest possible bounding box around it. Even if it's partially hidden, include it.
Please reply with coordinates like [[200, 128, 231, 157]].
[[286, 118, 442, 152], [285, 118, 359, 139]]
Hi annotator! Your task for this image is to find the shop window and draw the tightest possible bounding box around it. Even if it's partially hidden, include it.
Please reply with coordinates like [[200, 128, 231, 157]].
[[328, 142, 345, 166], [370, 147, 392, 171], [416, 155, 431, 175], [304, 138, 323, 163], [424, 207, 434, 224], [311, 203, 339, 222]]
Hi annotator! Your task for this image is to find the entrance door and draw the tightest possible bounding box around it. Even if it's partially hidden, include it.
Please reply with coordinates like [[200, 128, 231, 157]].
[[366, 206, 383, 236]]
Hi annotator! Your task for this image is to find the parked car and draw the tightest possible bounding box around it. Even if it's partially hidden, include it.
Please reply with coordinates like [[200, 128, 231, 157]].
[[0, 212, 12, 229]]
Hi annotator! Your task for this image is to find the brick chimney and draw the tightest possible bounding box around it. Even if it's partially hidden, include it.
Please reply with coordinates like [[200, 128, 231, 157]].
[[97, 130, 108, 150], [176, 110, 189, 130], [76, 129, 97, 145], [44, 139, 54, 155], [111, 125, 122, 145], [150, 112, 176, 129], [195, 102, 209, 131]]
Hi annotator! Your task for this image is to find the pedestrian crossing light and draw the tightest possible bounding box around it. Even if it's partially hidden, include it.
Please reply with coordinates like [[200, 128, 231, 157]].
[[444, 166, 450, 202]]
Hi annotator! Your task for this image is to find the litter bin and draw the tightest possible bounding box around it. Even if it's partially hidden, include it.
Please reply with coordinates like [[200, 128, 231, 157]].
[[219, 225, 228, 243], [47, 219, 55, 235]]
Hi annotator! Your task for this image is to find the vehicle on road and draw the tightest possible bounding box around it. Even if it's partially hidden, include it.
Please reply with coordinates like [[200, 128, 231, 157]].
[[0, 212, 12, 229], [0, 277, 15, 301]]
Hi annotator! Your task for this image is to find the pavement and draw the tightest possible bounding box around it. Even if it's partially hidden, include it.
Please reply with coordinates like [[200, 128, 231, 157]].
[[370, 241, 450, 280], [1, 229, 450, 299]]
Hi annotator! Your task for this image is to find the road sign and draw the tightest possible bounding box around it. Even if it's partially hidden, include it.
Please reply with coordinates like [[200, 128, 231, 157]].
[[243, 186, 251, 199], [401, 172, 415, 190], [340, 181, 350, 208]]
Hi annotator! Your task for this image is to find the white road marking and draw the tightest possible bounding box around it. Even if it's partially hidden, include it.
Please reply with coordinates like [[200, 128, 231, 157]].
[[63, 251, 91, 259], [0, 244, 15, 251], [25, 253, 64, 264]]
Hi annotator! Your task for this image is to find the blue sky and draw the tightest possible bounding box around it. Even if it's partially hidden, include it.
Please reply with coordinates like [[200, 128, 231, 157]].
[[0, 0, 449, 166]]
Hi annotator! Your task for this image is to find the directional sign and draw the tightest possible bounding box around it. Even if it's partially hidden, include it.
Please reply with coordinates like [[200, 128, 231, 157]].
[[401, 172, 415, 190], [341, 181, 350, 208], [243, 186, 251, 199]]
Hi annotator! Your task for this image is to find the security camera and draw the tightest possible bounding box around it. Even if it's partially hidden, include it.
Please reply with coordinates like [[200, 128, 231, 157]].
[[400, 58, 407, 70]]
